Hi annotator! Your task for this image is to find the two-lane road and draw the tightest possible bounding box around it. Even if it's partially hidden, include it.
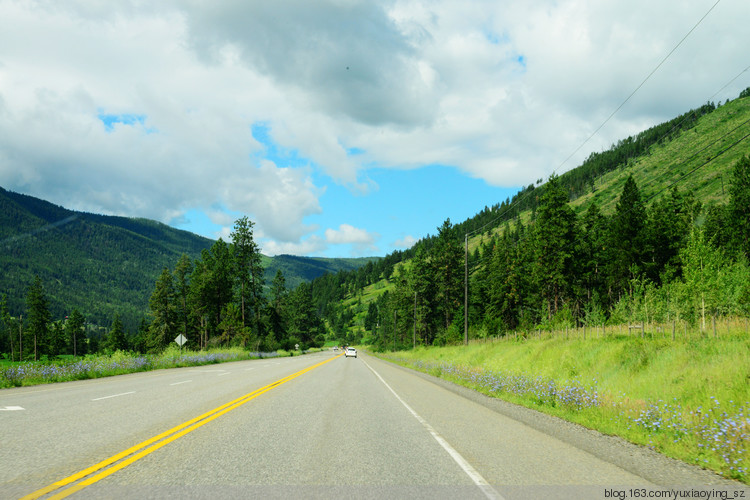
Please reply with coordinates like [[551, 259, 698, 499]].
[[1, 351, 742, 499]]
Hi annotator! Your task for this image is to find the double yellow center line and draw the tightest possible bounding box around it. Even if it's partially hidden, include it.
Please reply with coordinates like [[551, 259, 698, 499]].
[[23, 354, 341, 499]]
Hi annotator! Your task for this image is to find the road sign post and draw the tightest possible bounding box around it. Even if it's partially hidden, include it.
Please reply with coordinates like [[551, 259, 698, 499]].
[[175, 334, 187, 352]]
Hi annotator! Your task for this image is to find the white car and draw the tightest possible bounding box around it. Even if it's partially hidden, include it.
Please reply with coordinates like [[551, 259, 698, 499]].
[[344, 347, 357, 358]]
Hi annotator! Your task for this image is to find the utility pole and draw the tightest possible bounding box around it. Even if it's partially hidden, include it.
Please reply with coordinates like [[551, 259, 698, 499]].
[[464, 233, 468, 345]]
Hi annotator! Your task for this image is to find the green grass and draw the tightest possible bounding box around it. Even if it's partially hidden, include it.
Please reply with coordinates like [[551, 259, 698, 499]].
[[374, 328, 750, 483]]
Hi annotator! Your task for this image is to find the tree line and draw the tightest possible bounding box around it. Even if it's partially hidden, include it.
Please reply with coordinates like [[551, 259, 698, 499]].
[[361, 155, 750, 350], [0, 217, 327, 361]]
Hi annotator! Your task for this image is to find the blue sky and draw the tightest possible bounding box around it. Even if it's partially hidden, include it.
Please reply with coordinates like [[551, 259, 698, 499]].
[[1, 1, 748, 259], [172, 122, 518, 256]]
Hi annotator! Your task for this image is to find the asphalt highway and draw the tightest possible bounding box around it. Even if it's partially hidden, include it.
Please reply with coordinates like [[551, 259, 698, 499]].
[[1, 351, 744, 499]]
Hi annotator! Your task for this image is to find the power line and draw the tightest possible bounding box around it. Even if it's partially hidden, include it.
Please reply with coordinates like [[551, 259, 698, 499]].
[[553, 0, 723, 175], [465, 0, 724, 239], [466, 114, 750, 275]]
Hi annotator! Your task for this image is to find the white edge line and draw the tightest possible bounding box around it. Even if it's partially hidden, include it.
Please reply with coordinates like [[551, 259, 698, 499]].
[[362, 358, 504, 500], [92, 391, 135, 401], [170, 380, 192, 386]]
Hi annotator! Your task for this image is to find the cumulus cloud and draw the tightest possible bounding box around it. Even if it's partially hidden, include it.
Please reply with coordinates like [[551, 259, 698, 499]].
[[324, 224, 380, 255], [1, 0, 748, 256], [393, 235, 417, 250]]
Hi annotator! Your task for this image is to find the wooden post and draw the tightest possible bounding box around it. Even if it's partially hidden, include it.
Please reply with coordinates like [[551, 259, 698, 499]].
[[713, 314, 717, 339], [464, 233, 468, 346]]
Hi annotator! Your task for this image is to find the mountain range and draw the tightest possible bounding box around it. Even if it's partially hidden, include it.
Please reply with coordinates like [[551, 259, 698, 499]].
[[0, 187, 375, 330]]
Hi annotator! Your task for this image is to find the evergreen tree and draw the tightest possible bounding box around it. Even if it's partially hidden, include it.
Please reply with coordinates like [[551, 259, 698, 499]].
[[267, 269, 288, 344], [577, 202, 608, 304], [205, 239, 234, 336], [432, 219, 463, 331], [364, 301, 379, 333], [49, 320, 67, 356], [287, 282, 323, 348], [104, 314, 128, 352], [65, 309, 86, 356], [187, 256, 211, 349], [702, 203, 731, 249], [172, 254, 192, 343], [531, 174, 577, 320], [0, 294, 10, 357], [644, 186, 697, 283], [409, 246, 437, 345], [26, 275, 50, 360], [727, 155, 750, 259], [607, 175, 647, 298], [132, 317, 149, 353], [148, 267, 176, 352], [218, 303, 248, 347], [230, 216, 265, 332]]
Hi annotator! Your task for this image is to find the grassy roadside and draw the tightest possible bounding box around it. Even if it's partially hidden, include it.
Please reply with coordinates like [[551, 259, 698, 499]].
[[0, 346, 313, 389], [374, 331, 750, 483]]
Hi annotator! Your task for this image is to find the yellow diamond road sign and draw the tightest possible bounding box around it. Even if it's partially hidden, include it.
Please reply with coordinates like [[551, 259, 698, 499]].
[[175, 334, 187, 346]]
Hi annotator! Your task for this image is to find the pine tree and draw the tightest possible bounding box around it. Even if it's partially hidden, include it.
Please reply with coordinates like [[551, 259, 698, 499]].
[[607, 175, 647, 298], [26, 275, 50, 360], [727, 155, 750, 259], [578, 202, 607, 304], [432, 219, 463, 332], [287, 282, 322, 348], [532, 174, 577, 320], [49, 321, 67, 356], [148, 267, 176, 352], [231, 216, 265, 332], [173, 254, 193, 343], [410, 246, 437, 345], [105, 314, 128, 352], [65, 309, 86, 356], [644, 186, 697, 283], [268, 269, 288, 343], [0, 294, 10, 358]]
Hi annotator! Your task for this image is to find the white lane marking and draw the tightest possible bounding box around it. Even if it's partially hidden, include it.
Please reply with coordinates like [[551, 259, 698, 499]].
[[218, 372, 230, 376], [170, 380, 192, 386], [0, 406, 25, 411], [92, 391, 135, 401], [362, 359, 504, 500], [244, 368, 255, 371]]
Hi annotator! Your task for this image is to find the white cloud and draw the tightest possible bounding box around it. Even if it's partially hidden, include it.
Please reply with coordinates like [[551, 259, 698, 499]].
[[325, 224, 377, 244], [324, 224, 379, 255], [393, 235, 417, 250], [1, 0, 748, 256], [260, 235, 327, 257]]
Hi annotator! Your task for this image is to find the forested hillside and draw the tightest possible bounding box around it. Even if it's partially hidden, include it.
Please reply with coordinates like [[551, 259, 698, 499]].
[[2, 89, 748, 360], [0, 187, 215, 331], [0, 188, 376, 356], [317, 89, 750, 348]]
